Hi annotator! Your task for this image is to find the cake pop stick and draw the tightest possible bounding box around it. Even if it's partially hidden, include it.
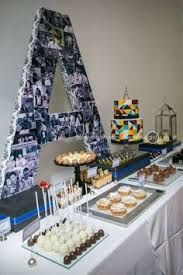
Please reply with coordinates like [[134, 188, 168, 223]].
[[44, 190, 48, 218], [68, 183, 72, 219], [47, 188, 53, 216], [73, 185, 77, 213], [51, 187, 56, 216], [53, 185, 59, 213], [69, 182, 75, 213], [64, 181, 69, 217], [85, 183, 89, 217], [35, 191, 40, 219], [76, 182, 81, 214], [61, 186, 65, 209], [41, 188, 47, 218]]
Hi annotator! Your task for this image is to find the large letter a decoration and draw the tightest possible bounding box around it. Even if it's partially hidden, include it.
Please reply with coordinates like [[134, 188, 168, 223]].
[[0, 8, 110, 199]]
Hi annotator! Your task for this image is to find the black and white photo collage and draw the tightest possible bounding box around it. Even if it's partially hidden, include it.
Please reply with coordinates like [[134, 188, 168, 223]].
[[2, 142, 40, 199], [2, 8, 110, 199], [48, 111, 84, 141]]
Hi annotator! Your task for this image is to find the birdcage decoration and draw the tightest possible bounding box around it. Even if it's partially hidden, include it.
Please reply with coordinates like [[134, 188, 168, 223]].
[[155, 103, 177, 142]]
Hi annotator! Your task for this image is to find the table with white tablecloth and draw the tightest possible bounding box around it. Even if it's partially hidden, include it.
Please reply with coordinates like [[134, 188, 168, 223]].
[[1, 169, 183, 275]]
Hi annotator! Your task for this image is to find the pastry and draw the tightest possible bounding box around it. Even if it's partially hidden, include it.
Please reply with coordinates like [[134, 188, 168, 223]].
[[96, 198, 111, 210], [108, 192, 121, 203], [118, 186, 132, 196], [132, 189, 146, 200], [110, 203, 127, 216], [151, 164, 160, 172], [168, 165, 176, 175], [137, 169, 146, 178], [145, 167, 153, 176], [161, 168, 170, 178], [121, 196, 137, 208], [153, 173, 164, 183]]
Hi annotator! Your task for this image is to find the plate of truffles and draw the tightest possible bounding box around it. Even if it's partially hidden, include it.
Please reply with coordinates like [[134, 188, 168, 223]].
[[22, 219, 108, 269]]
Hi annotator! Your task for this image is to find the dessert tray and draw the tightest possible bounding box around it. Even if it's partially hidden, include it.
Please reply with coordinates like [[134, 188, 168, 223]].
[[81, 183, 163, 226], [128, 164, 183, 188], [22, 221, 108, 269]]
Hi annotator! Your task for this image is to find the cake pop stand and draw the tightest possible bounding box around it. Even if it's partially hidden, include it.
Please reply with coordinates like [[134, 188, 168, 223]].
[[54, 159, 97, 195]]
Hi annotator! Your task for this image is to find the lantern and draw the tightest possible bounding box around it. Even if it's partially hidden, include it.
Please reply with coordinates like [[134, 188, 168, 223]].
[[155, 104, 177, 142]]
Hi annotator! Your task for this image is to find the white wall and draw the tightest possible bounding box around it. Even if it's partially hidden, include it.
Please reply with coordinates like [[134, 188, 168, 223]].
[[0, 0, 182, 182]]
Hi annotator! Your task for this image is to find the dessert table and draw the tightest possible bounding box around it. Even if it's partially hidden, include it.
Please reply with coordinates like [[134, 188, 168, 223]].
[[1, 148, 183, 275]]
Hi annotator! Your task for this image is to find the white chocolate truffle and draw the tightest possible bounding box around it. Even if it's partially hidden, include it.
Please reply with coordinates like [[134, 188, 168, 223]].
[[72, 235, 81, 247], [37, 235, 45, 247], [45, 230, 52, 238], [80, 223, 87, 231], [86, 228, 93, 238], [59, 235, 65, 244], [80, 230, 88, 242], [59, 244, 69, 256], [64, 232, 72, 240], [57, 229, 65, 237], [51, 226, 59, 234], [72, 223, 82, 233], [66, 239, 76, 252], [50, 235, 59, 243], [43, 240, 52, 252], [65, 225, 72, 234], [52, 241, 60, 253]]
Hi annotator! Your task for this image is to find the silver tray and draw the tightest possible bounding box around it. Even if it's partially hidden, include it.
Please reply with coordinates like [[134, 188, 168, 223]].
[[129, 166, 183, 187], [81, 183, 163, 226]]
